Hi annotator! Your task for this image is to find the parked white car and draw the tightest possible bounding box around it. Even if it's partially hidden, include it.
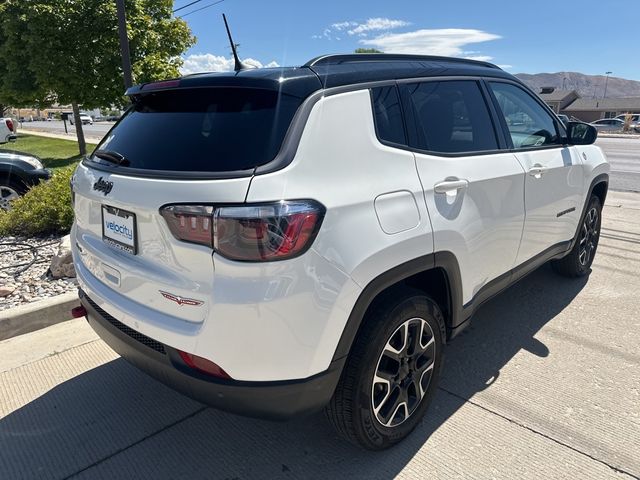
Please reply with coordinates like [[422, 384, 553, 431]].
[[71, 54, 609, 450], [69, 113, 93, 125], [0, 117, 17, 144]]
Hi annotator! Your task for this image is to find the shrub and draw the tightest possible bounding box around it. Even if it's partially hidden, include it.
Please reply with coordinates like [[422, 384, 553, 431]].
[[0, 166, 75, 236]]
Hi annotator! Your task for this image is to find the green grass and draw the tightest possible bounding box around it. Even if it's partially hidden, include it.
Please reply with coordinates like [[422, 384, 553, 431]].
[[0, 134, 96, 170]]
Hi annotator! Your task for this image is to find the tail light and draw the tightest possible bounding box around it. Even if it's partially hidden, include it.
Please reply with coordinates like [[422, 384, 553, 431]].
[[5, 119, 14, 132], [160, 200, 325, 262]]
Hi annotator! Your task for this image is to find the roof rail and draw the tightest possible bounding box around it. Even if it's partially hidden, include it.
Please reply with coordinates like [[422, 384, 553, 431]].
[[304, 53, 501, 70]]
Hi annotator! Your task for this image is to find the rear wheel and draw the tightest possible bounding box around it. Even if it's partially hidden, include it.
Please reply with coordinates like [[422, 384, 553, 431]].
[[325, 288, 444, 450], [552, 195, 602, 277]]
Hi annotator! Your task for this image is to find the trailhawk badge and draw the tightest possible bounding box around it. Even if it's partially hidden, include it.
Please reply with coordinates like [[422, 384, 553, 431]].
[[159, 291, 204, 307]]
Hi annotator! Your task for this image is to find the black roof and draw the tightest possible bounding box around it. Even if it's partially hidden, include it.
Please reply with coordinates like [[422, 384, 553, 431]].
[[126, 54, 517, 99]]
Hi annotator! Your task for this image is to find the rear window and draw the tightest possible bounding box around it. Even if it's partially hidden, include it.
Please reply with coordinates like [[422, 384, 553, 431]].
[[371, 85, 406, 145], [92, 88, 303, 173]]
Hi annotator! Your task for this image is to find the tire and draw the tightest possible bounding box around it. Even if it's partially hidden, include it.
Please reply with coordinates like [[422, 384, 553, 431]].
[[0, 178, 26, 211], [325, 288, 444, 450], [552, 195, 602, 277]]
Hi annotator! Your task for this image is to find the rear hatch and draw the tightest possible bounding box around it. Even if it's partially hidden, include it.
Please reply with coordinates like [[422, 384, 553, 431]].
[[73, 81, 310, 324]]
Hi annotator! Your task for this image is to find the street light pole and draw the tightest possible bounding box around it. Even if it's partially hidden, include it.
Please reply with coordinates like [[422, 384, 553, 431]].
[[115, 0, 133, 90], [603, 71, 612, 99]]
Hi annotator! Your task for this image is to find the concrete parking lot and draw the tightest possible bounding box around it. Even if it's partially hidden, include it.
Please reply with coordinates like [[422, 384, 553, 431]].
[[1, 190, 639, 479]]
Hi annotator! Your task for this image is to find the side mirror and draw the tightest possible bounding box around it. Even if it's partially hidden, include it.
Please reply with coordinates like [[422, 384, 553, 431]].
[[566, 121, 597, 145]]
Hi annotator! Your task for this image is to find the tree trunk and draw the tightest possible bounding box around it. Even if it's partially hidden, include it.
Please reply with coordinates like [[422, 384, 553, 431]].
[[71, 101, 87, 156]]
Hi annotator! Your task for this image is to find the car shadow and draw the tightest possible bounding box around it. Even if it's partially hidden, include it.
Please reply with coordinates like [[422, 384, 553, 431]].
[[0, 264, 588, 479]]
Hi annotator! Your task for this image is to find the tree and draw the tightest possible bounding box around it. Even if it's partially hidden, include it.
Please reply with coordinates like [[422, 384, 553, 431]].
[[0, 1, 195, 154], [354, 48, 383, 54], [0, 3, 53, 116]]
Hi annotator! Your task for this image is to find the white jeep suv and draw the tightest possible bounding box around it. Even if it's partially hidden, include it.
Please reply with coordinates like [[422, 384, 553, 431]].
[[71, 54, 609, 450]]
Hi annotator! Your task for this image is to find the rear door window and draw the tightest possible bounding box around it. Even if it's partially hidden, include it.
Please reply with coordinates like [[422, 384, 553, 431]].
[[404, 80, 499, 154], [92, 88, 303, 173], [407, 80, 498, 153]]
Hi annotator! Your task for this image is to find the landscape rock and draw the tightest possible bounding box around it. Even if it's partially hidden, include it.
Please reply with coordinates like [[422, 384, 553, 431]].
[[49, 234, 76, 279], [0, 234, 78, 312], [0, 286, 15, 297]]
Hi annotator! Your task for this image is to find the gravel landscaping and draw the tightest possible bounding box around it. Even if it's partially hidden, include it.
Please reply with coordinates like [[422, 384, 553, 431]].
[[0, 235, 77, 311]]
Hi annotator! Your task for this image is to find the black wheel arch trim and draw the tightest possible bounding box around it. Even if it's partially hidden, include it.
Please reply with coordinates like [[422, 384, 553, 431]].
[[567, 173, 608, 253], [331, 252, 464, 362]]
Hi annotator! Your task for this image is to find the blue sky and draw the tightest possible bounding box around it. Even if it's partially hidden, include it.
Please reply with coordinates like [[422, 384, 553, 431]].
[[175, 0, 640, 81]]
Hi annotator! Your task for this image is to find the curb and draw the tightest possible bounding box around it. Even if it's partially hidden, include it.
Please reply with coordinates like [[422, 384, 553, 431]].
[[0, 291, 80, 341]]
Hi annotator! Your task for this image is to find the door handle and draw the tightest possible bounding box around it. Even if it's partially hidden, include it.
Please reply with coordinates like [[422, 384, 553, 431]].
[[528, 164, 549, 177], [434, 179, 469, 195]]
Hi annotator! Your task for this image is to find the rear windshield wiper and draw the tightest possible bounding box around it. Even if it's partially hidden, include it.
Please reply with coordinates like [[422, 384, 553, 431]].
[[93, 149, 130, 167]]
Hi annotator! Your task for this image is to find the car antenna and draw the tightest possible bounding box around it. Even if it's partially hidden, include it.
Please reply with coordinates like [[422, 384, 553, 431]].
[[222, 13, 245, 72]]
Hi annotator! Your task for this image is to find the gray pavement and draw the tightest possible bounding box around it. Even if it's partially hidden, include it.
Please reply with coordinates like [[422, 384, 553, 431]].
[[596, 137, 640, 192], [1, 192, 639, 479]]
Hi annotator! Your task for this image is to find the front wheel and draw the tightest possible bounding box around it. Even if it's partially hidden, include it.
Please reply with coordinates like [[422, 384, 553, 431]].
[[552, 195, 602, 277], [325, 289, 444, 450], [0, 180, 25, 211]]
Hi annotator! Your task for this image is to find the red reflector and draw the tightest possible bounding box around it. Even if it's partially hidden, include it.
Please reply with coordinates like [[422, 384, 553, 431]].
[[5, 119, 14, 132], [142, 79, 181, 90], [178, 350, 231, 379], [71, 306, 87, 318]]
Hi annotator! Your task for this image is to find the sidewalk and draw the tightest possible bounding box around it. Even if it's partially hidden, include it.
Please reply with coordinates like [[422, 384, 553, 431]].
[[1, 191, 639, 479], [18, 128, 105, 143]]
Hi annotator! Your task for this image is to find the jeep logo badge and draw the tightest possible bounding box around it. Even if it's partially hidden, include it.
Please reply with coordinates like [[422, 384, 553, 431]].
[[93, 177, 113, 195]]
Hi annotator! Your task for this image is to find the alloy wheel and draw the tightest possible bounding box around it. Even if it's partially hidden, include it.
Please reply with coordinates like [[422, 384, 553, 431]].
[[0, 185, 20, 211], [371, 317, 436, 427], [578, 207, 599, 266]]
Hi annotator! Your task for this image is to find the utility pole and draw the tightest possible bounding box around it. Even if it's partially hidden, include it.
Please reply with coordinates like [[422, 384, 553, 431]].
[[115, 0, 133, 89], [603, 71, 612, 99]]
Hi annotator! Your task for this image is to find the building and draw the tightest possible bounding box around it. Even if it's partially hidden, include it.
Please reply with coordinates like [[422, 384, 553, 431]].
[[537, 88, 580, 113], [562, 97, 640, 122]]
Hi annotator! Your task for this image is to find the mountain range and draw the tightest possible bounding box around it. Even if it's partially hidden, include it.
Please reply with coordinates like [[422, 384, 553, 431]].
[[515, 72, 640, 98]]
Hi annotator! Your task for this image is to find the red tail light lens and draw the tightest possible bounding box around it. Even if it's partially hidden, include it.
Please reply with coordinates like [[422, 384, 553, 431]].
[[178, 350, 231, 379], [5, 119, 14, 132], [160, 200, 325, 262], [160, 205, 214, 247]]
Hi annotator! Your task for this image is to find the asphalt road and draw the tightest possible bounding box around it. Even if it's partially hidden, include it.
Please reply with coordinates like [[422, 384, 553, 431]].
[[1, 191, 639, 479], [595, 137, 640, 192], [19, 120, 114, 138]]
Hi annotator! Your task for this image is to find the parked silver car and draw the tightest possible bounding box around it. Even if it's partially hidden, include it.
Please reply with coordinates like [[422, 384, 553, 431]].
[[615, 114, 640, 132], [590, 118, 625, 132]]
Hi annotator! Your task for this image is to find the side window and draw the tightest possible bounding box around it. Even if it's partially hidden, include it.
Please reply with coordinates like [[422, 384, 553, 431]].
[[405, 80, 498, 154], [489, 82, 560, 149], [371, 85, 406, 145]]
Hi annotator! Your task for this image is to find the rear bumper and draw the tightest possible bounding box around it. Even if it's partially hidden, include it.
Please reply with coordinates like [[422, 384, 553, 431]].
[[79, 289, 344, 420]]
